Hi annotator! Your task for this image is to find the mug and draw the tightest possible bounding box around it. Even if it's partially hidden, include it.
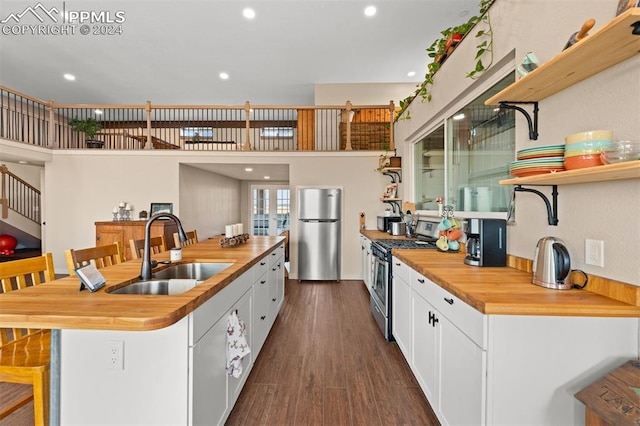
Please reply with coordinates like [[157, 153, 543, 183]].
[[170, 247, 182, 262]]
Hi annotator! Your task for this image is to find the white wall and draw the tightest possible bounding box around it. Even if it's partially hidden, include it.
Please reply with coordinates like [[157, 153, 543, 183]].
[[179, 165, 241, 240], [395, 0, 640, 285], [315, 82, 418, 106]]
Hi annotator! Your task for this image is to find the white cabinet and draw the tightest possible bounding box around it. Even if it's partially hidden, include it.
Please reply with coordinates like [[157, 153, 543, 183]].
[[253, 243, 285, 357], [391, 256, 412, 359], [360, 235, 372, 293], [60, 244, 286, 426], [396, 262, 638, 426], [191, 287, 252, 425], [410, 270, 486, 425], [438, 314, 485, 426], [411, 292, 439, 405]]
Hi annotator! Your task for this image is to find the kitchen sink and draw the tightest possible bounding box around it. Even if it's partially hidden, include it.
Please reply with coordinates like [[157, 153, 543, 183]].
[[109, 262, 233, 295], [109, 279, 198, 295], [152, 262, 233, 281]]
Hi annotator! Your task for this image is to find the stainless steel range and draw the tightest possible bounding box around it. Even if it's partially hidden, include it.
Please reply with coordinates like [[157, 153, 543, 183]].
[[370, 218, 440, 341]]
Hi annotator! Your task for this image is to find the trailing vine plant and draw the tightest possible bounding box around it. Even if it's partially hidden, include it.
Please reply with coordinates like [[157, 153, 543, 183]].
[[466, 0, 495, 80], [394, 0, 496, 121]]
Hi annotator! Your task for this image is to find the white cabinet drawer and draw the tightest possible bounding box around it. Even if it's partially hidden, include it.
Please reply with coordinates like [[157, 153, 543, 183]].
[[268, 243, 284, 266], [253, 256, 269, 281], [392, 256, 411, 284], [411, 270, 486, 349]]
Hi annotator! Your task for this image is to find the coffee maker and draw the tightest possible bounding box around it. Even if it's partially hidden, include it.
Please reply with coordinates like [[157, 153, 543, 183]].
[[463, 218, 507, 267]]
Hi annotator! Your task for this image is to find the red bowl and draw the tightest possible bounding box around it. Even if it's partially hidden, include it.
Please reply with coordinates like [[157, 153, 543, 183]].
[[564, 154, 603, 170]]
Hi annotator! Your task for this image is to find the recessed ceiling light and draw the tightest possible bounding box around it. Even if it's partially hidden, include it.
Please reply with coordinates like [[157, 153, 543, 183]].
[[245, 167, 253, 172], [219, 72, 229, 80], [453, 113, 465, 121], [243, 8, 255, 19], [63, 73, 75, 81], [18, 160, 29, 164], [364, 6, 376, 17], [407, 71, 416, 77], [94, 109, 103, 115], [264, 176, 271, 180]]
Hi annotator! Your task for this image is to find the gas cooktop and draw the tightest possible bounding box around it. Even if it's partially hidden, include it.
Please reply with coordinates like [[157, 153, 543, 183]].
[[373, 238, 438, 250]]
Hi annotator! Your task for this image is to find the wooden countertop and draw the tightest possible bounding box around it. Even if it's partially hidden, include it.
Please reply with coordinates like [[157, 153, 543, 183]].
[[0, 236, 284, 331], [361, 230, 640, 317]]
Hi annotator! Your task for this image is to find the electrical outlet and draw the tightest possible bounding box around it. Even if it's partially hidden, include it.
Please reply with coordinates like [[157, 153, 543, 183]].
[[585, 239, 604, 267], [106, 340, 124, 370]]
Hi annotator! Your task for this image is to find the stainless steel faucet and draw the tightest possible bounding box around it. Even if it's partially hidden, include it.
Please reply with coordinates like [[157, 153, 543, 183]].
[[140, 213, 187, 280]]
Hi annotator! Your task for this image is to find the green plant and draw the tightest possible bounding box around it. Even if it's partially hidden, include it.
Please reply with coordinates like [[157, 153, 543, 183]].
[[69, 117, 102, 139], [466, 0, 495, 80], [394, 0, 496, 121]]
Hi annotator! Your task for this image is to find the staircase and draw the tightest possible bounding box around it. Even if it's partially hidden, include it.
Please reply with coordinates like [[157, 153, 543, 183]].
[[0, 164, 42, 261]]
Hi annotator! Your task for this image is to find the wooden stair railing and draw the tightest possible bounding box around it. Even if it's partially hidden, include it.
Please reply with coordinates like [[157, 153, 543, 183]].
[[0, 164, 41, 224]]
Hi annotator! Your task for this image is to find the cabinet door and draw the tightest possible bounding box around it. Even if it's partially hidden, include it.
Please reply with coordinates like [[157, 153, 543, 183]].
[[438, 316, 485, 426], [391, 274, 411, 360], [361, 237, 372, 292], [411, 293, 439, 407], [253, 272, 270, 356], [191, 313, 229, 426], [268, 257, 284, 323], [227, 290, 253, 408]]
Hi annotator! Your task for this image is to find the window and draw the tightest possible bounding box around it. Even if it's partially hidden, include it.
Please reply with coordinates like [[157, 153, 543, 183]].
[[260, 127, 294, 139], [180, 127, 214, 142]]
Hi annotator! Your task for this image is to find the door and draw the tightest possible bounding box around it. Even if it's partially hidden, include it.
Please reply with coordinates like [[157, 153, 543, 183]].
[[297, 220, 340, 280], [297, 188, 341, 220], [251, 185, 290, 236]]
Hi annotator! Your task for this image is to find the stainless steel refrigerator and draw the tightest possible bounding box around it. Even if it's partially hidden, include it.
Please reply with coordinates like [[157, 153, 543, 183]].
[[297, 188, 341, 281]]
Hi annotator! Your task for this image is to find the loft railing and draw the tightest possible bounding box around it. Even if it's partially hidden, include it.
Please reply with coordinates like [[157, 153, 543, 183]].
[[0, 164, 41, 224], [0, 86, 395, 152]]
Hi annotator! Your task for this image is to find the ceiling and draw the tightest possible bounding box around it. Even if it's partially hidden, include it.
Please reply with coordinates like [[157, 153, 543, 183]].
[[0, 0, 480, 180], [0, 0, 479, 105]]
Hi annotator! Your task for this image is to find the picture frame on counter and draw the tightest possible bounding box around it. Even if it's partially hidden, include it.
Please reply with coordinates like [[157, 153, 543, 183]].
[[150, 202, 173, 216]]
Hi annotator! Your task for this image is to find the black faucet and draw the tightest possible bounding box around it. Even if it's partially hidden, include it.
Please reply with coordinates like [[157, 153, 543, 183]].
[[140, 213, 187, 280]]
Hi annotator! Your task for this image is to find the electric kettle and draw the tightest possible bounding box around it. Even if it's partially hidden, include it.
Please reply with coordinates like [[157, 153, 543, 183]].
[[532, 237, 572, 290]]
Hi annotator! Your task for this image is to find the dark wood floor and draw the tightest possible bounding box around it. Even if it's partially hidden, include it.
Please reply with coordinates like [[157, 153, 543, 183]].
[[0, 279, 438, 425], [226, 279, 439, 425]]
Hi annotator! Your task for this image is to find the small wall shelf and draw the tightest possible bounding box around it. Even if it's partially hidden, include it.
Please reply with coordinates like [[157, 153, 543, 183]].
[[486, 8, 640, 105], [381, 198, 402, 214], [499, 161, 640, 186], [381, 167, 402, 183], [500, 161, 640, 226]]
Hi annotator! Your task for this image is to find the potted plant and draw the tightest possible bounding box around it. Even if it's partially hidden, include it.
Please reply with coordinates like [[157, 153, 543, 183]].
[[69, 117, 103, 148]]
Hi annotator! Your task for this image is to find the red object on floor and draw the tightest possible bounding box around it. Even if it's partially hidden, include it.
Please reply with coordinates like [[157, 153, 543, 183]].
[[0, 235, 17, 255]]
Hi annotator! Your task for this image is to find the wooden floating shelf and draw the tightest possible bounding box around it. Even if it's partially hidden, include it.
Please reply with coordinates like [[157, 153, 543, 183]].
[[500, 160, 640, 185], [486, 8, 640, 105]]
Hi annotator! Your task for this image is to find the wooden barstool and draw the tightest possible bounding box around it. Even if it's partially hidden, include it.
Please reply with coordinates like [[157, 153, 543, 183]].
[[0, 253, 56, 426]]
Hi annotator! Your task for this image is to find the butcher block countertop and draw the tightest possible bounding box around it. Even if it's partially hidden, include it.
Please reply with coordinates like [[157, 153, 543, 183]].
[[0, 236, 284, 331], [361, 230, 640, 318]]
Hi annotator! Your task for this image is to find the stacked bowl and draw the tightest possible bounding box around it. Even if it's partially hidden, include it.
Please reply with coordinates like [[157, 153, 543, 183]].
[[564, 130, 613, 170], [510, 144, 565, 177]]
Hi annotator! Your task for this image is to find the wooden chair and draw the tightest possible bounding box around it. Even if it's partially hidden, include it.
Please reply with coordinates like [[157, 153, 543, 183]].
[[64, 242, 124, 275], [173, 230, 198, 247], [129, 235, 167, 260], [0, 253, 56, 426]]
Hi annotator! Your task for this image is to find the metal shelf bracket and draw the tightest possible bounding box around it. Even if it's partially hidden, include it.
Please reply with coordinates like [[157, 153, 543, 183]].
[[381, 199, 401, 214], [514, 185, 558, 226], [382, 169, 402, 183], [499, 101, 539, 140]]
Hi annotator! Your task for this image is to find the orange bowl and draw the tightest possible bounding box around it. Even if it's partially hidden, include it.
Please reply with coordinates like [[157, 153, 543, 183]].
[[564, 154, 603, 170]]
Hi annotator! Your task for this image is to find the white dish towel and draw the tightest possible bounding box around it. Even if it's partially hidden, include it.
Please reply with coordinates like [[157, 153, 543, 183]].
[[226, 310, 251, 378]]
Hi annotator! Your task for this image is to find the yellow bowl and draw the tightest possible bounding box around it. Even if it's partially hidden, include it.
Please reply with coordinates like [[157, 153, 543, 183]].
[[565, 130, 613, 144]]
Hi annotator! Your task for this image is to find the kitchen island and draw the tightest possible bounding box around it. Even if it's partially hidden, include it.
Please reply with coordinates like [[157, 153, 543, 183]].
[[361, 229, 640, 425], [0, 236, 285, 425]]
